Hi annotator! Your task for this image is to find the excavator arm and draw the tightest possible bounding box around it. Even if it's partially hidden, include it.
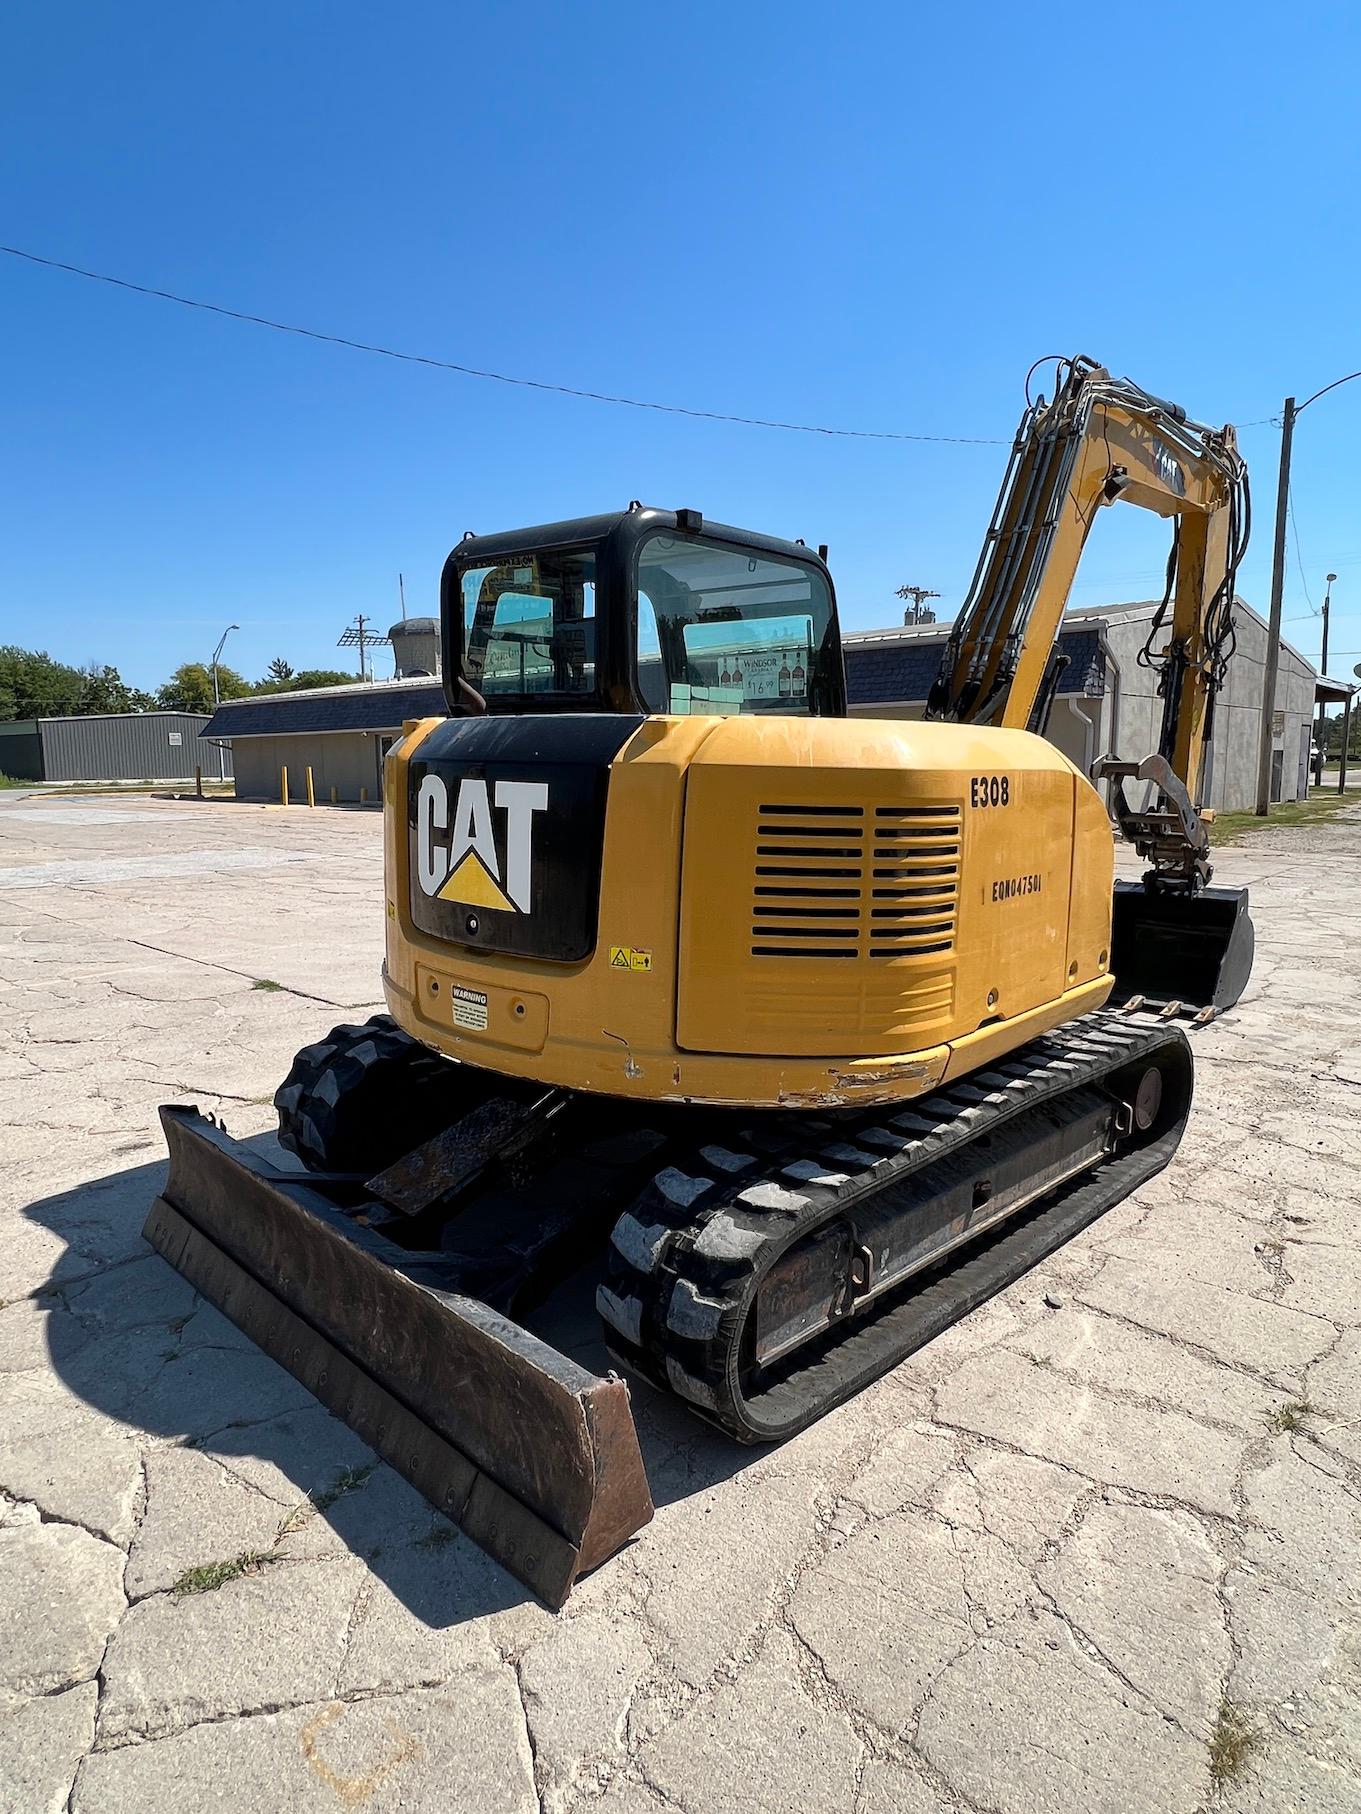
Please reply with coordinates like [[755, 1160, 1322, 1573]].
[[927, 355, 1254, 1008]]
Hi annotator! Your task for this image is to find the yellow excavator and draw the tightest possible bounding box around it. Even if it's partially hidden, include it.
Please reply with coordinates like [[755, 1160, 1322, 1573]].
[[148, 356, 1253, 1604]]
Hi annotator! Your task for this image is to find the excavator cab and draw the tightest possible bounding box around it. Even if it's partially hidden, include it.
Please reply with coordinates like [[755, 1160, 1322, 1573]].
[[441, 507, 846, 720]]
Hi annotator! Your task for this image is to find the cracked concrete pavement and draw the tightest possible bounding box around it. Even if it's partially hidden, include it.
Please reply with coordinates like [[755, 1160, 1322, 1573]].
[[2, 791, 1360, 1813]]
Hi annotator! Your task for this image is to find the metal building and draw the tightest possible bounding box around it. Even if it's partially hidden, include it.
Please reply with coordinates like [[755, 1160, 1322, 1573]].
[[0, 711, 227, 783]]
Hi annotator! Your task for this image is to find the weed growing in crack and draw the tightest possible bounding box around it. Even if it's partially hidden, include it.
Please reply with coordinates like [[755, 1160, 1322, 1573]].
[[1266, 1399, 1315, 1433], [275, 1462, 378, 1544], [1208, 1700, 1261, 1784], [172, 1551, 279, 1596], [313, 1463, 377, 1513], [416, 1521, 459, 1551], [252, 978, 284, 992], [275, 1498, 316, 1543]]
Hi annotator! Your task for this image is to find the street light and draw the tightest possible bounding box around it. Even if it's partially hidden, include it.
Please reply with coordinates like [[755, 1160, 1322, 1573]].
[[1256, 372, 1361, 813], [209, 623, 239, 781]]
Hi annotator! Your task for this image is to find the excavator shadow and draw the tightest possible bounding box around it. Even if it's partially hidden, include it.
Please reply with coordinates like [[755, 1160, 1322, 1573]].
[[16, 1144, 753, 1629]]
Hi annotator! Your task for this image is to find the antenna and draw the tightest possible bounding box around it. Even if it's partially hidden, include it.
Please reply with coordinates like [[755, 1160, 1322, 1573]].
[[895, 584, 941, 626], [337, 614, 392, 682], [398, 573, 406, 622]]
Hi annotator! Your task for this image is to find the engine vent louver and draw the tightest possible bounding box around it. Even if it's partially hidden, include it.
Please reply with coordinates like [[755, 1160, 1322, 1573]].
[[751, 802, 961, 961]]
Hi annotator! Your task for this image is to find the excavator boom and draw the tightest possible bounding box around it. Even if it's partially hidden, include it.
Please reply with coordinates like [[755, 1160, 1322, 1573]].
[[927, 355, 1254, 1008]]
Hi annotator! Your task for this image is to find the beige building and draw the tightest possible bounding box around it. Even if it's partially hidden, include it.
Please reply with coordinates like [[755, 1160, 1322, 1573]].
[[203, 678, 445, 804]]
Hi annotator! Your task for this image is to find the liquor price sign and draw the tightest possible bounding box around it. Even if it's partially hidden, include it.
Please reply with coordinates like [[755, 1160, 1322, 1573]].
[[740, 651, 781, 700]]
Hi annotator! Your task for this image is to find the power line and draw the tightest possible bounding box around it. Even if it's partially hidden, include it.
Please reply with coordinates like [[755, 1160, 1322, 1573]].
[[0, 243, 1007, 446], [1287, 484, 1315, 611]]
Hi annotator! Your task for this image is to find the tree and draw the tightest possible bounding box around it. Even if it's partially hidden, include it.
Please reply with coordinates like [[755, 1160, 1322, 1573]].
[[288, 668, 357, 691], [251, 665, 355, 696], [0, 646, 87, 720], [1323, 708, 1361, 762], [265, 657, 295, 684], [77, 664, 154, 715], [156, 662, 251, 713]]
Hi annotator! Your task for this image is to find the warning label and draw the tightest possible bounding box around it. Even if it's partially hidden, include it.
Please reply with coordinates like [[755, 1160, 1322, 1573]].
[[608, 945, 653, 972], [451, 985, 489, 1030]]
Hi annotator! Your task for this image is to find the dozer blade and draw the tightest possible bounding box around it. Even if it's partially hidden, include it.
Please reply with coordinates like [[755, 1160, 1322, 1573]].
[[144, 1106, 654, 1608], [1109, 880, 1255, 1016]]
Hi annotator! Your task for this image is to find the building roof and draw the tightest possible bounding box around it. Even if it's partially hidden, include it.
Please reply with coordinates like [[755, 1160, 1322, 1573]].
[[203, 678, 445, 739], [28, 709, 212, 727], [844, 627, 1105, 706], [846, 597, 1317, 677]]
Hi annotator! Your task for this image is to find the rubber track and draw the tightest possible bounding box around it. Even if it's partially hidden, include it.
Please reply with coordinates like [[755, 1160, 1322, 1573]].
[[275, 1015, 501, 1175], [597, 1010, 1192, 1442]]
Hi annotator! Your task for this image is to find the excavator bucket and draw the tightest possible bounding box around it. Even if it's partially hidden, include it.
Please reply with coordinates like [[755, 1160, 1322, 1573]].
[[143, 1106, 654, 1608], [1109, 880, 1255, 1016]]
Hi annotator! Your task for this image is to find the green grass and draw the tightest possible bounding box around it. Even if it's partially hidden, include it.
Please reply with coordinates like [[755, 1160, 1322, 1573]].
[[171, 1551, 278, 1596], [251, 978, 284, 992], [1208, 1700, 1261, 1784], [0, 775, 236, 796], [275, 1462, 378, 1544], [1210, 789, 1361, 846], [1266, 1398, 1315, 1433], [312, 1463, 377, 1512], [174, 1465, 380, 1595], [5, 780, 235, 798]]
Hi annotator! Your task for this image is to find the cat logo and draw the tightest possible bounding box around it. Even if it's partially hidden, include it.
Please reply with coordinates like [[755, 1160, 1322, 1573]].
[[415, 773, 548, 914], [1151, 440, 1185, 497]]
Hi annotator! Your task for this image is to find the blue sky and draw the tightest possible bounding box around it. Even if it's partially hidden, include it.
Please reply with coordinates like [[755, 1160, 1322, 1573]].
[[4, 1, 1360, 692]]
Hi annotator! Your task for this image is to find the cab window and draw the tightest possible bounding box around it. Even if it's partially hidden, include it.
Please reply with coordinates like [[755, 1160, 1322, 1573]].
[[636, 535, 835, 715], [462, 551, 596, 697]]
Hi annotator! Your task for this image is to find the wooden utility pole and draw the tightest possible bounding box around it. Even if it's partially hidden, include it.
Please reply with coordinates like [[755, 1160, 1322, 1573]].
[[337, 613, 389, 681], [1255, 399, 1296, 815]]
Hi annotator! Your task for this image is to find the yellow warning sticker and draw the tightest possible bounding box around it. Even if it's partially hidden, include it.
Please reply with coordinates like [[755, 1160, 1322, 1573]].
[[609, 945, 653, 972]]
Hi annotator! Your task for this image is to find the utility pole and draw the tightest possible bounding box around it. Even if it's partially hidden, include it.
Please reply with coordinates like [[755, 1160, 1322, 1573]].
[[1255, 399, 1295, 814], [209, 622, 239, 782], [337, 614, 390, 680], [1314, 572, 1337, 784], [896, 585, 941, 626], [1254, 367, 1361, 814]]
